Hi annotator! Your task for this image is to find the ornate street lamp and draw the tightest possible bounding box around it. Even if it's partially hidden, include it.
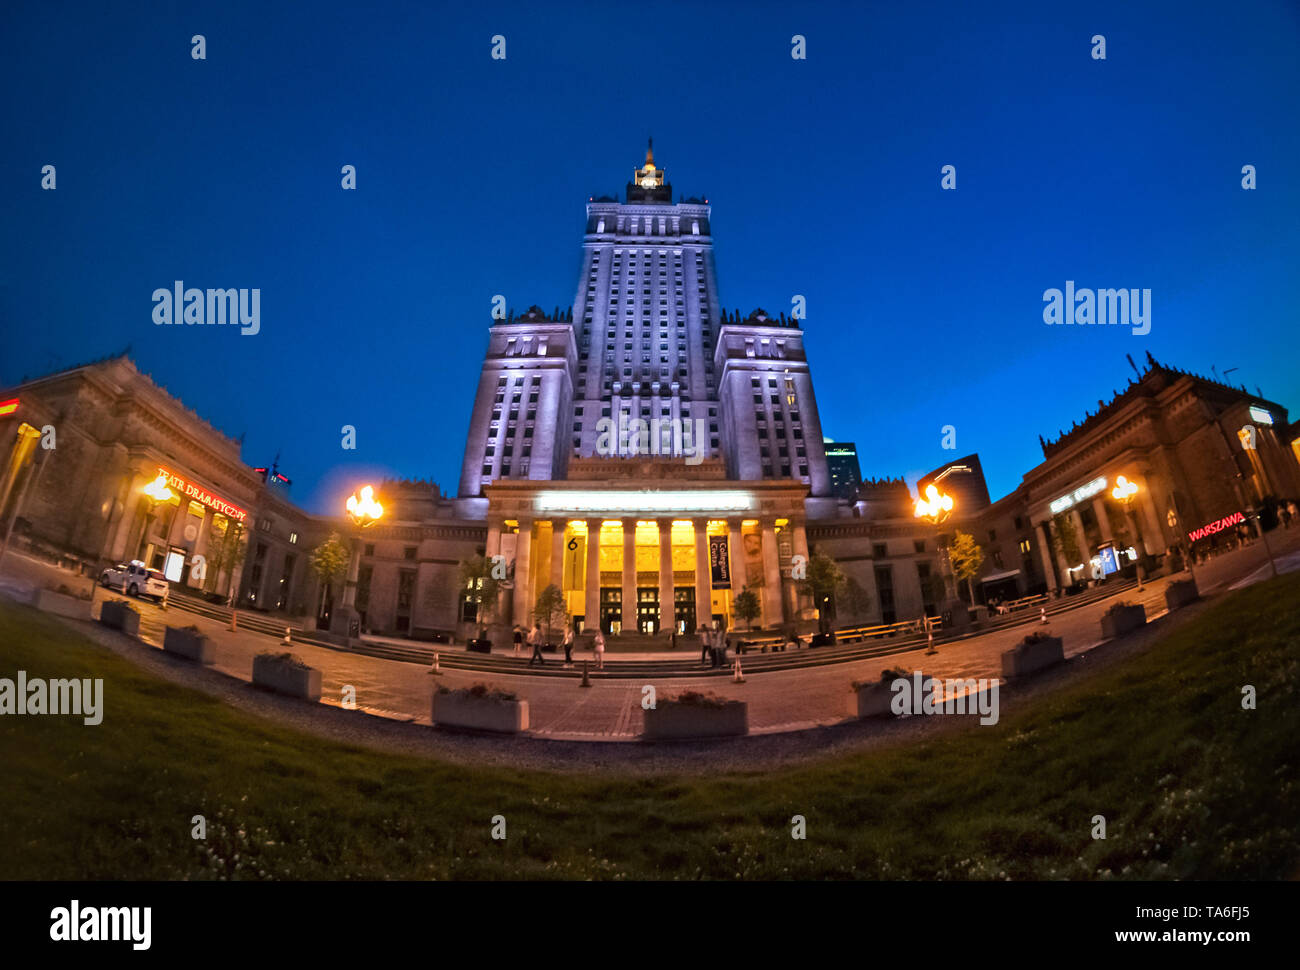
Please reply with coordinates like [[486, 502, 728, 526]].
[[1110, 474, 1144, 589], [331, 485, 384, 639], [914, 483, 960, 647]]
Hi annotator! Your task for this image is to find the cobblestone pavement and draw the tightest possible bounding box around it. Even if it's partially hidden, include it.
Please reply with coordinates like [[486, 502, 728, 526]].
[[3, 531, 1298, 748]]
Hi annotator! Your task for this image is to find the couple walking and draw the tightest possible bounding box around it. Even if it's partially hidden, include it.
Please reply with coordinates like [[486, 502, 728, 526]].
[[522, 623, 582, 667], [697, 622, 729, 668]]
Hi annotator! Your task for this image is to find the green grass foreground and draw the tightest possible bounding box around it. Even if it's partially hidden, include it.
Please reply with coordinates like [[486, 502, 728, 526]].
[[1, 573, 1298, 880]]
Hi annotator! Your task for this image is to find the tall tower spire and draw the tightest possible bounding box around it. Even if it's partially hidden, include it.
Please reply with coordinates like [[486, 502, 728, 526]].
[[646, 136, 654, 166]]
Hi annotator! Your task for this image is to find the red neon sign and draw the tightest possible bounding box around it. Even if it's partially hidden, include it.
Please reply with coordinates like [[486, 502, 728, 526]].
[[0, 398, 18, 416], [1187, 511, 1244, 543], [156, 467, 247, 523]]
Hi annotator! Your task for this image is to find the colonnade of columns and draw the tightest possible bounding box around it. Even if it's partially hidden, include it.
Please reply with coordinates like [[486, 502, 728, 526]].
[[489, 515, 808, 635]]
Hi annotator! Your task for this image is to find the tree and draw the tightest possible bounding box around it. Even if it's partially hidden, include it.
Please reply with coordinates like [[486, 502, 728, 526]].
[[533, 583, 567, 643], [798, 551, 844, 633], [839, 575, 873, 623], [209, 523, 247, 600], [459, 554, 502, 625], [948, 531, 985, 604], [308, 532, 351, 619], [1050, 514, 1081, 568], [732, 586, 761, 631]]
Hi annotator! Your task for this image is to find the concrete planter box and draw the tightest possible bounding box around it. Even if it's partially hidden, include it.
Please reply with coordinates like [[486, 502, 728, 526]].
[[467, 638, 493, 654], [1166, 578, 1199, 611], [163, 626, 215, 664], [1100, 604, 1147, 639], [643, 698, 748, 739], [849, 680, 897, 718], [432, 689, 528, 733], [252, 653, 322, 702], [31, 587, 93, 621], [98, 600, 140, 637], [849, 672, 937, 717], [1001, 635, 1064, 678]]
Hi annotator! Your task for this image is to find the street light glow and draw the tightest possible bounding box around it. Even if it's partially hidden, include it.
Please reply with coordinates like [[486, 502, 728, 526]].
[[346, 484, 384, 525], [914, 484, 954, 522], [1111, 475, 1138, 503], [142, 473, 174, 503]]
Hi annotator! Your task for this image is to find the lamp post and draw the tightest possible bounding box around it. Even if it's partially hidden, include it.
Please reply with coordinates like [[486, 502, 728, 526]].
[[136, 473, 175, 563], [331, 485, 383, 639], [1111, 475, 1143, 590], [914, 483, 962, 640]]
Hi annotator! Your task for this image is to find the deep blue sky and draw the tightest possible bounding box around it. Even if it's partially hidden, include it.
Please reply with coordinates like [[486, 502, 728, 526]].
[[3, 0, 1297, 514]]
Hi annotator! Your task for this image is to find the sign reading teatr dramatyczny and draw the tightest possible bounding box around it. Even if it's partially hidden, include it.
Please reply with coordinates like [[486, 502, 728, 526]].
[[156, 467, 247, 523]]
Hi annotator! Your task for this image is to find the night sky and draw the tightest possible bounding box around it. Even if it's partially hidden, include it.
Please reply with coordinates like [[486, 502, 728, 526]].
[[2, 0, 1297, 514]]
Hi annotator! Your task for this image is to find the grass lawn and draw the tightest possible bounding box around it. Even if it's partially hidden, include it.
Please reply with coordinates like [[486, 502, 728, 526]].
[[1, 572, 1298, 880]]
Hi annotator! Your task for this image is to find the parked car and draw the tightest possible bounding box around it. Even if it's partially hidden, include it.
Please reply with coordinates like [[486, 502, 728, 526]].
[[100, 560, 169, 604]]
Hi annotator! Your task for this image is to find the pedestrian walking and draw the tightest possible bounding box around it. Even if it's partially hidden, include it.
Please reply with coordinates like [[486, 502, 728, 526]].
[[593, 628, 606, 669], [527, 623, 545, 666], [563, 625, 574, 667], [698, 624, 712, 665]]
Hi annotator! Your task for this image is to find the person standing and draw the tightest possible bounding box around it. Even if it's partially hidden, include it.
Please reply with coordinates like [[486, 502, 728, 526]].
[[698, 624, 712, 665], [562, 624, 575, 667], [593, 627, 606, 669], [513, 626, 523, 656], [528, 623, 545, 666]]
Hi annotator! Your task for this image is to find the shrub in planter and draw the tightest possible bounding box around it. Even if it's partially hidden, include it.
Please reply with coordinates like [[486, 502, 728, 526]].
[[1000, 630, 1064, 678], [1100, 601, 1146, 639], [98, 599, 140, 637], [467, 637, 493, 654], [163, 624, 215, 664], [252, 651, 322, 702], [643, 690, 748, 739], [432, 683, 529, 733], [1165, 578, 1199, 611], [848, 667, 916, 718], [30, 585, 93, 620]]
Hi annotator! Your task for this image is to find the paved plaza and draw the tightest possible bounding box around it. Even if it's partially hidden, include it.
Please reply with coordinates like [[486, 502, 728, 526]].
[[2, 532, 1298, 744]]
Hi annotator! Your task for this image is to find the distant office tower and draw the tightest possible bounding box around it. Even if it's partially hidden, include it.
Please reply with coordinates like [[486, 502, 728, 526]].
[[917, 453, 992, 514], [823, 439, 862, 499], [458, 142, 831, 498]]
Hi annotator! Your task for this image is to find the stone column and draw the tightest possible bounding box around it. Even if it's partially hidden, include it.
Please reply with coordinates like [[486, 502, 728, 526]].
[[658, 519, 674, 634], [549, 520, 565, 594], [759, 520, 783, 630], [105, 469, 146, 564], [693, 518, 711, 631], [512, 519, 533, 628], [727, 519, 745, 630], [1035, 521, 1058, 591], [1070, 507, 1090, 565], [583, 518, 601, 632], [485, 520, 502, 560], [1092, 497, 1114, 543], [1138, 487, 1166, 554], [790, 521, 810, 618], [621, 518, 637, 633]]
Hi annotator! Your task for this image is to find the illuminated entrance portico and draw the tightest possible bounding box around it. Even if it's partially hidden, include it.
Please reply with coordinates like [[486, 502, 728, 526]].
[[484, 459, 810, 636]]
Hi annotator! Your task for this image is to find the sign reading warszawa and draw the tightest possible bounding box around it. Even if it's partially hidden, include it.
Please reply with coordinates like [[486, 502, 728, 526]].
[[156, 467, 247, 523], [1187, 511, 1244, 543]]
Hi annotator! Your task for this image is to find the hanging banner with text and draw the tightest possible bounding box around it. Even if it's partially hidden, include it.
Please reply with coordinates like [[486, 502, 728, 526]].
[[709, 534, 731, 589]]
